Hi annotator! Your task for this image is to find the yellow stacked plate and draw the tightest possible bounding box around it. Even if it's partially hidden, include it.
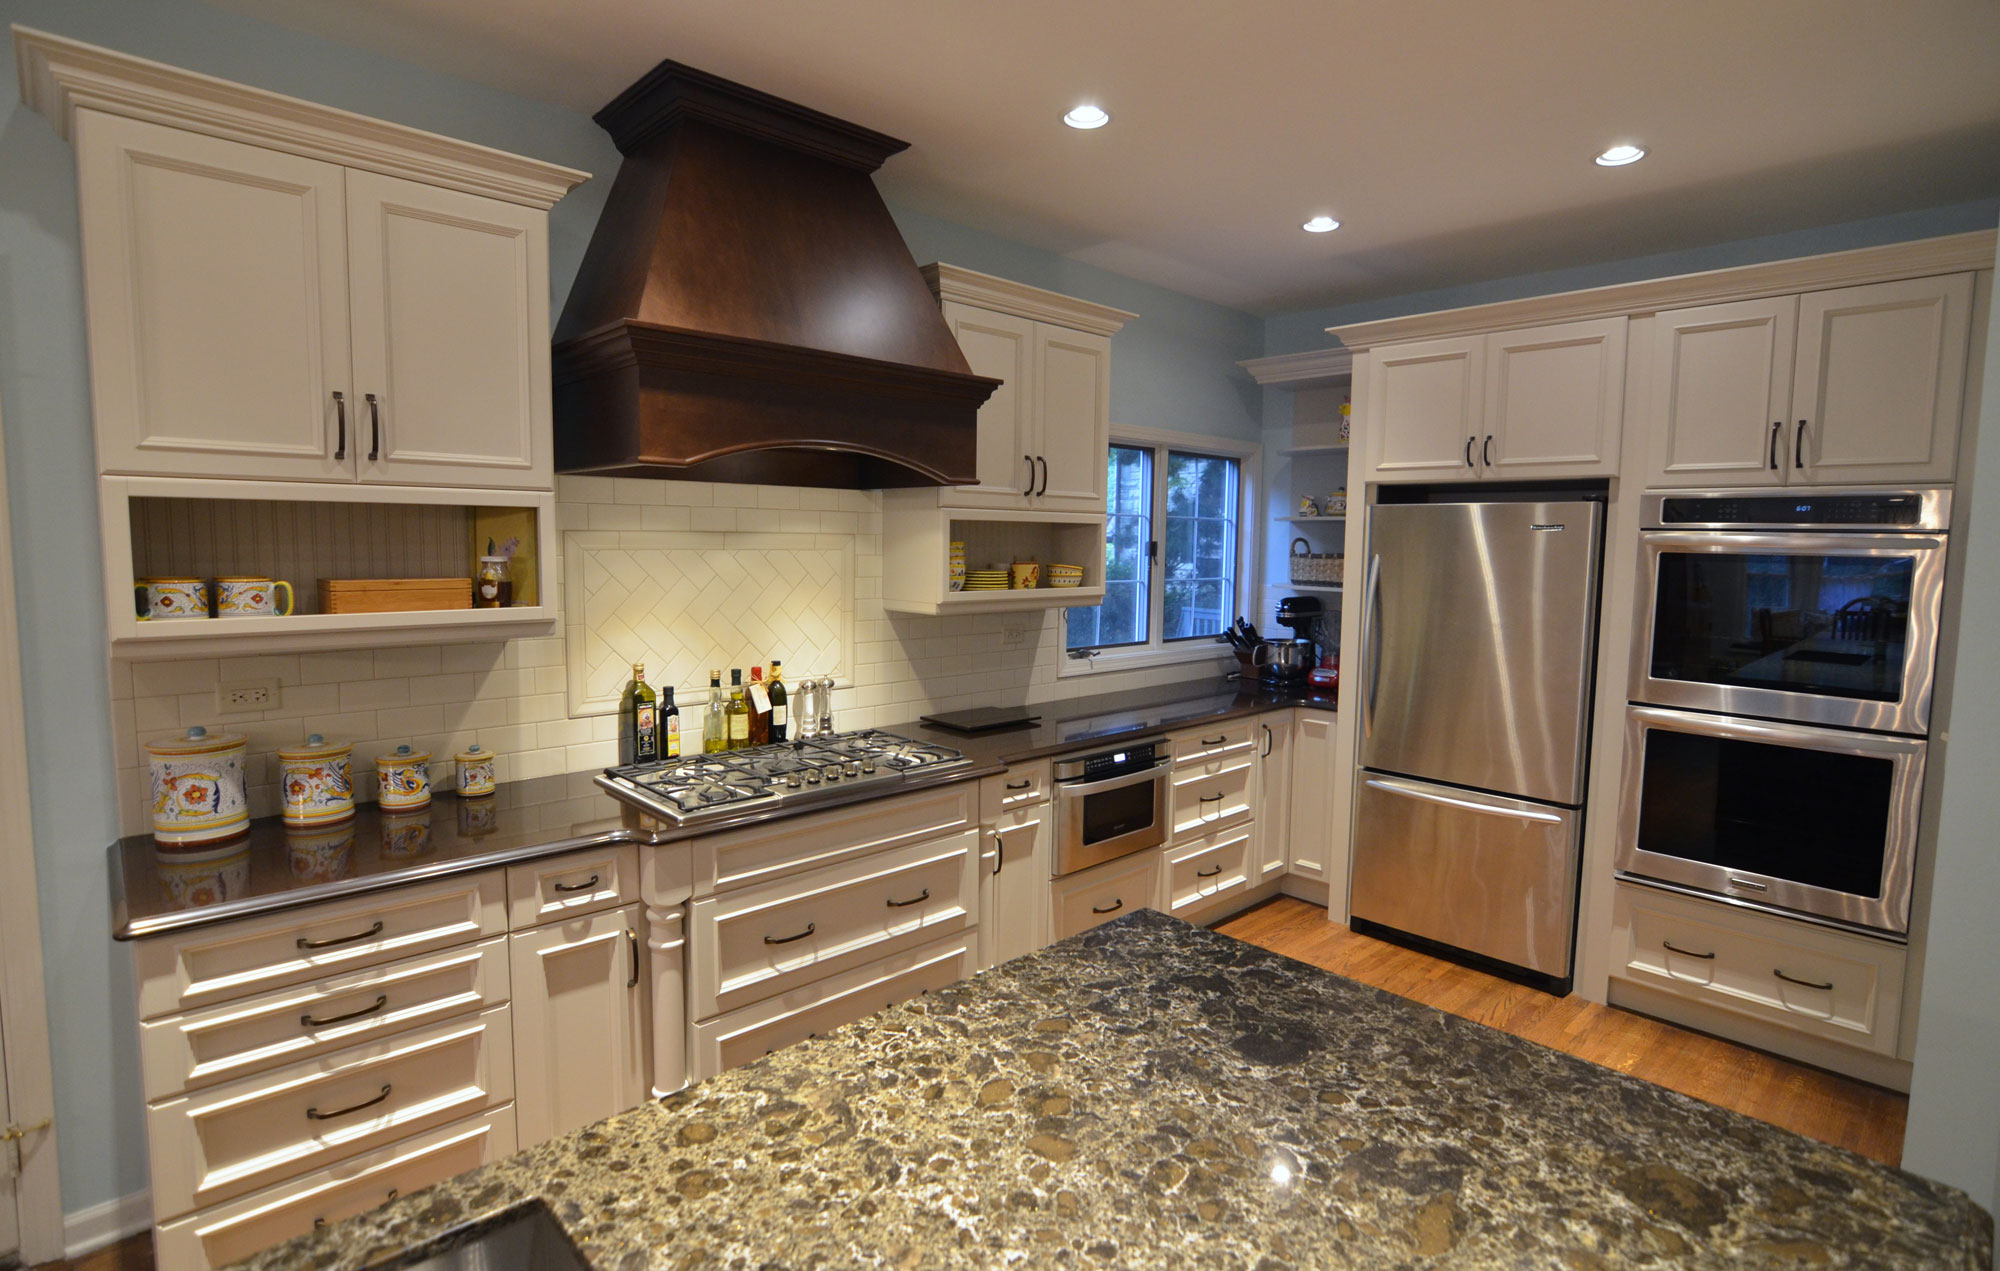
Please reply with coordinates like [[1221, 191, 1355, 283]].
[[963, 569, 1010, 591]]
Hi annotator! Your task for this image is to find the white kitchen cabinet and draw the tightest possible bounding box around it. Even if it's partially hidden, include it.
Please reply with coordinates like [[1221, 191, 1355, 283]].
[[345, 171, 553, 489], [1049, 849, 1162, 942], [1256, 713, 1294, 880], [938, 302, 1038, 506], [508, 904, 649, 1148], [1646, 295, 1801, 487], [1033, 327, 1114, 511], [1160, 825, 1254, 924], [76, 111, 356, 483], [979, 792, 1052, 971], [1286, 711, 1337, 883], [1368, 336, 1485, 478], [1482, 317, 1627, 476]]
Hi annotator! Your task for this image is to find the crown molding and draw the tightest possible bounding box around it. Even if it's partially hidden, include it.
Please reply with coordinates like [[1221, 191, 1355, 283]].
[[1238, 347, 1353, 388], [921, 263, 1136, 336], [13, 25, 589, 209], [1330, 230, 1997, 351]]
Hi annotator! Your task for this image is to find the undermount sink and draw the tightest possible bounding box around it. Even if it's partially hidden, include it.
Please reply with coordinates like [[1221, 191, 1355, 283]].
[[388, 1199, 591, 1271]]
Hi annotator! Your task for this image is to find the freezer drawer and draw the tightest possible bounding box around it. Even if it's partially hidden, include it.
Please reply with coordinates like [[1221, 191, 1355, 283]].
[[1350, 772, 1581, 977]]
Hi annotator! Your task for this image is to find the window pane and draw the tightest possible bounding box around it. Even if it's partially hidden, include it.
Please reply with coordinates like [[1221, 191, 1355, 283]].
[[1068, 445, 1151, 649], [1162, 451, 1238, 641]]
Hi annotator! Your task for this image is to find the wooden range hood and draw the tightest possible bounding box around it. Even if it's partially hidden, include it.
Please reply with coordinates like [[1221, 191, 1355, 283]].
[[552, 60, 999, 488]]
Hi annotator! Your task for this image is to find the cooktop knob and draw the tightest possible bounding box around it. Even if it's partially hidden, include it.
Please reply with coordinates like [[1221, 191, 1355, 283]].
[[844, 760, 860, 777], [786, 772, 803, 789], [860, 759, 877, 774], [804, 769, 821, 785]]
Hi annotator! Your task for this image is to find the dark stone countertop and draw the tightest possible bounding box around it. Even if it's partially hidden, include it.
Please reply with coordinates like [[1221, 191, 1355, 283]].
[[233, 910, 1991, 1271]]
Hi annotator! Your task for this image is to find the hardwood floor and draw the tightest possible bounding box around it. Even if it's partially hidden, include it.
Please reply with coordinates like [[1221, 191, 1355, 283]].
[[1214, 896, 1909, 1166], [27, 1236, 150, 1271]]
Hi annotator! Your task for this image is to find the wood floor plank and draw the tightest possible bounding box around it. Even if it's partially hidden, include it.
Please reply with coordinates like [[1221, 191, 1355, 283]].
[[1213, 896, 1907, 1166]]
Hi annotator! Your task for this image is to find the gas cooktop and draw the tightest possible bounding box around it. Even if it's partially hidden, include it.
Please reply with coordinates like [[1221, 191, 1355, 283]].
[[597, 729, 971, 826]]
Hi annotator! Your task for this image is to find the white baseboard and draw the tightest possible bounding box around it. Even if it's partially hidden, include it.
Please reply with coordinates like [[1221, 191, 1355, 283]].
[[62, 1190, 150, 1260]]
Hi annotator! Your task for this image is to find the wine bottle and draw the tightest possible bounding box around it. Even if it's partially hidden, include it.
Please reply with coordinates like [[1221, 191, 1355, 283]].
[[702, 670, 726, 754], [768, 659, 788, 742], [748, 665, 772, 746], [619, 662, 659, 765], [661, 685, 681, 759], [725, 669, 751, 750]]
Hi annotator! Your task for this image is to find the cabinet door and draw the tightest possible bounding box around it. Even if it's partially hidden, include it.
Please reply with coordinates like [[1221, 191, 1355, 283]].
[[75, 111, 354, 481], [1033, 325, 1112, 513], [1367, 337, 1485, 480], [1645, 296, 1797, 488], [1257, 713, 1293, 880], [1791, 274, 1973, 486], [938, 301, 1036, 509], [346, 171, 551, 489], [1484, 318, 1627, 477], [982, 804, 1052, 969], [508, 904, 647, 1147], [1286, 711, 1337, 881]]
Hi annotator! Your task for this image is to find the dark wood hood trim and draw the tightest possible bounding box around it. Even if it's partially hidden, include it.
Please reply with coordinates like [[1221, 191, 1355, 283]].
[[594, 59, 907, 171]]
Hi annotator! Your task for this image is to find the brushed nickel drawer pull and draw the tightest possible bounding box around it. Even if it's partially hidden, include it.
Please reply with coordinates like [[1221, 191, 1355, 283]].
[[1661, 940, 1715, 960], [306, 1083, 392, 1121], [297, 920, 384, 950], [765, 922, 816, 946], [886, 888, 931, 908], [552, 874, 601, 893], [1091, 899, 1123, 915], [1196, 864, 1222, 878], [1774, 968, 1834, 991], [301, 994, 389, 1029]]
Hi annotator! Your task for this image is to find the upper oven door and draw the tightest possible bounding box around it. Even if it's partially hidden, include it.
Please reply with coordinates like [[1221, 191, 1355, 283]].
[[1631, 529, 1945, 734]]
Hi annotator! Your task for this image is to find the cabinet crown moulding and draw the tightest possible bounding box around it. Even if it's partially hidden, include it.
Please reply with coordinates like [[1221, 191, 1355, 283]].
[[1238, 347, 1354, 388], [922, 263, 1136, 337], [12, 25, 589, 208], [1329, 229, 1997, 352]]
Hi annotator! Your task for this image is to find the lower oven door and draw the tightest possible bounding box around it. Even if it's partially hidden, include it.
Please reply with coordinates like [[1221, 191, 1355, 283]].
[[1053, 765, 1170, 877], [1617, 705, 1925, 934]]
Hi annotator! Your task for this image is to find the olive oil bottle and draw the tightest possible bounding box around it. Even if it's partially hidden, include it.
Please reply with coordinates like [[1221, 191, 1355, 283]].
[[619, 662, 659, 764], [768, 659, 789, 742], [725, 669, 751, 750], [702, 669, 727, 754], [661, 685, 681, 759], [747, 665, 772, 746]]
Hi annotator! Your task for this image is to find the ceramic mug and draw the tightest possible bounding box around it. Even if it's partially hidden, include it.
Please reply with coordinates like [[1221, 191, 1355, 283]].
[[134, 577, 210, 621], [215, 576, 294, 618]]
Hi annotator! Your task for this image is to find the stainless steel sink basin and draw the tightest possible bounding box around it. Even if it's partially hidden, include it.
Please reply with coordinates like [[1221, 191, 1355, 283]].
[[388, 1199, 590, 1270]]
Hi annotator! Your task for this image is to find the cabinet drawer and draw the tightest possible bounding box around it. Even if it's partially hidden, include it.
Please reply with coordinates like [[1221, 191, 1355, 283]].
[[1170, 723, 1257, 768], [1162, 825, 1254, 923], [697, 782, 976, 896], [689, 829, 978, 1020], [135, 871, 508, 1019], [505, 843, 638, 928], [1050, 850, 1161, 943], [690, 931, 976, 1082], [1611, 883, 1906, 1056], [1169, 752, 1255, 839], [147, 1004, 514, 1218], [152, 1107, 516, 1271], [981, 760, 1050, 816], [140, 937, 508, 1099]]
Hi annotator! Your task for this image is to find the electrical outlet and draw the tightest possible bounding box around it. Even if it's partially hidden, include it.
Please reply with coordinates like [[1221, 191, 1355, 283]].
[[1001, 623, 1030, 646], [216, 678, 280, 714]]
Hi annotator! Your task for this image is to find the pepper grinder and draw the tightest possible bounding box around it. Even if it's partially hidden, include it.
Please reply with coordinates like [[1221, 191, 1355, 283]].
[[816, 677, 837, 736]]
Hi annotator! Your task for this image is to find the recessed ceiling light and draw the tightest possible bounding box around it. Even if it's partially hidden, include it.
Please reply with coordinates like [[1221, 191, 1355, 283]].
[[1062, 104, 1110, 130], [1302, 215, 1340, 233], [1594, 144, 1646, 167]]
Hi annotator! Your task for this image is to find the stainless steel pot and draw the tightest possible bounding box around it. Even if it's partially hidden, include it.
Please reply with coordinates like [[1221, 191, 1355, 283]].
[[1254, 638, 1316, 681]]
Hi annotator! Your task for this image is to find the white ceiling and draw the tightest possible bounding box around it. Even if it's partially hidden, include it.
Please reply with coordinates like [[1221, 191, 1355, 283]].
[[211, 0, 2000, 314]]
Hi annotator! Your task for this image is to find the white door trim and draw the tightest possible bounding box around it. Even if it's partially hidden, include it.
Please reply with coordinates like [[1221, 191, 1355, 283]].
[[0, 383, 65, 1264]]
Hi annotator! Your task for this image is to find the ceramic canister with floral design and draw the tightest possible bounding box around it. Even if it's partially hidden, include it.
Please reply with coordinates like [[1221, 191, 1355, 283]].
[[277, 734, 354, 827], [375, 744, 432, 811], [379, 807, 434, 858], [146, 726, 248, 847], [454, 743, 497, 797], [215, 576, 295, 618]]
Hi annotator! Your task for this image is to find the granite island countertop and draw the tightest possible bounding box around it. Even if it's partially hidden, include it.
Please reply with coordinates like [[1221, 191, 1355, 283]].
[[236, 910, 1991, 1271]]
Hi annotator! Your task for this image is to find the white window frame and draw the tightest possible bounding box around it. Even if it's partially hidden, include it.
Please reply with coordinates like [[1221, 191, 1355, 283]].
[[1060, 425, 1260, 678]]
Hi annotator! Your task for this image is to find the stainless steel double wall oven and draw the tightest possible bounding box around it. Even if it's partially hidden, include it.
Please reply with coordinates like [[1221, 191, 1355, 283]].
[[1618, 489, 1950, 936]]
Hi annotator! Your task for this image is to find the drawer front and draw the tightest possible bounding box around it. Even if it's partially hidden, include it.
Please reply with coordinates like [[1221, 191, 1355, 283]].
[[1163, 825, 1254, 922], [690, 932, 976, 1082], [1170, 722, 1257, 769], [690, 829, 978, 1020], [135, 871, 508, 1019], [697, 782, 976, 896], [140, 937, 509, 1099], [1050, 849, 1161, 943], [147, 1004, 515, 1217], [981, 761, 1051, 816], [505, 843, 639, 928], [1611, 883, 1906, 1055], [152, 1107, 516, 1271], [1169, 752, 1256, 840]]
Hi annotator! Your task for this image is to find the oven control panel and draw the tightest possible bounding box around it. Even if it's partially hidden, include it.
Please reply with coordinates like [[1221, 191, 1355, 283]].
[[1054, 739, 1165, 783], [1650, 489, 1947, 532]]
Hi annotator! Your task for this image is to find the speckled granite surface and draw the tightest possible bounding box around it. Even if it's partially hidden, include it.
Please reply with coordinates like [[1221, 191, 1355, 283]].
[[234, 910, 1992, 1271]]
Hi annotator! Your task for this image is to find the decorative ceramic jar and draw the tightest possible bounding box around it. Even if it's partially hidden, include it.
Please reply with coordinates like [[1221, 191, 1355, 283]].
[[375, 744, 432, 811], [1009, 559, 1041, 590], [277, 734, 354, 827], [455, 744, 497, 797], [215, 576, 295, 617], [152, 842, 251, 910], [146, 726, 248, 847], [134, 577, 210, 620], [379, 808, 434, 858], [285, 821, 356, 884], [948, 541, 966, 592]]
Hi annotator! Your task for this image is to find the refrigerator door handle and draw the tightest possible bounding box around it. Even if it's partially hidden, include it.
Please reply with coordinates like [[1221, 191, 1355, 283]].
[[1362, 551, 1384, 737], [1361, 776, 1565, 824]]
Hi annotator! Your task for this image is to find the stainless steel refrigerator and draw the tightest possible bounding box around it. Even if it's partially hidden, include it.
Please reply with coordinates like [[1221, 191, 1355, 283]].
[[1350, 498, 1604, 982]]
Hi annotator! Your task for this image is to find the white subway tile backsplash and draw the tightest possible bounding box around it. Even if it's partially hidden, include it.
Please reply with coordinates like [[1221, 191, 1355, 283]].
[[373, 647, 441, 678], [409, 672, 479, 706], [340, 678, 411, 711], [588, 503, 644, 531], [613, 478, 669, 506], [440, 642, 509, 674], [299, 651, 376, 685]]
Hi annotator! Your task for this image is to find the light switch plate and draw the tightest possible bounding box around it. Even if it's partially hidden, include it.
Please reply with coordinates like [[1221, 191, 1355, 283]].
[[216, 678, 279, 714]]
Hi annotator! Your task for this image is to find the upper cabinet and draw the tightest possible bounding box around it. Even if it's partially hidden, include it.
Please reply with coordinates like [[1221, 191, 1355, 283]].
[[1365, 317, 1627, 482], [1645, 274, 1974, 488]]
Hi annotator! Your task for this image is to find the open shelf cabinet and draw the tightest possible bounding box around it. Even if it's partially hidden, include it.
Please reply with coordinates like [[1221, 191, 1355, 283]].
[[881, 494, 1105, 615]]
